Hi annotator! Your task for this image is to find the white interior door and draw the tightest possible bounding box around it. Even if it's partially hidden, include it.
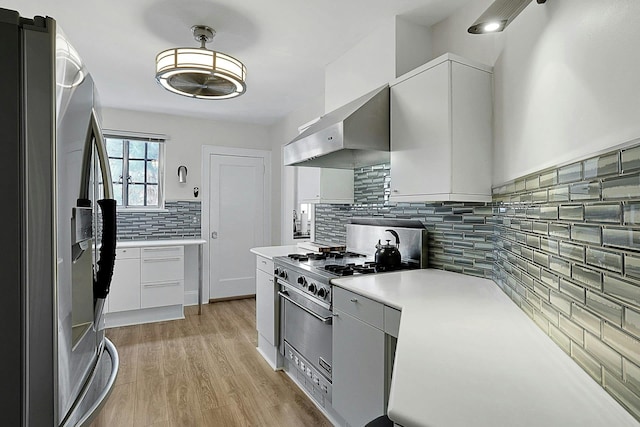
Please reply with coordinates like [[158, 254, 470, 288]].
[[209, 154, 265, 299]]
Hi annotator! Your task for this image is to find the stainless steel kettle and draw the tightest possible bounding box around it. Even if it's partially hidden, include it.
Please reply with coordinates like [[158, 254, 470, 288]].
[[375, 229, 401, 271]]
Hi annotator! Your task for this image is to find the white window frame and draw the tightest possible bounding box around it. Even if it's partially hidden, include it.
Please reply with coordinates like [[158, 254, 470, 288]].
[[103, 131, 166, 210]]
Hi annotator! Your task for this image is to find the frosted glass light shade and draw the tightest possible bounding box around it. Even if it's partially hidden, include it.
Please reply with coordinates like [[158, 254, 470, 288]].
[[155, 47, 246, 99]]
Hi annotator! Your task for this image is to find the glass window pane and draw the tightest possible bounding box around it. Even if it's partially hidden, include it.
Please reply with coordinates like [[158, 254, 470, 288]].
[[113, 183, 123, 205], [128, 159, 145, 183], [106, 139, 123, 158], [147, 142, 159, 160], [109, 158, 123, 182], [128, 141, 146, 159], [147, 185, 158, 206], [146, 160, 158, 183], [128, 184, 145, 206]]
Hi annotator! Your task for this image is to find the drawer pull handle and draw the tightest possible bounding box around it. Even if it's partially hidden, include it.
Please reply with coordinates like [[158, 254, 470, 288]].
[[350, 298, 358, 303], [143, 247, 181, 252], [143, 282, 181, 288], [143, 257, 182, 262], [261, 260, 267, 264]]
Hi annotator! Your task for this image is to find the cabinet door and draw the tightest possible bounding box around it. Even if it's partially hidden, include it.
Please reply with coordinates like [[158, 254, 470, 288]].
[[390, 61, 451, 200], [108, 258, 141, 312], [333, 309, 386, 427], [256, 269, 276, 344], [297, 167, 322, 203], [297, 167, 354, 204]]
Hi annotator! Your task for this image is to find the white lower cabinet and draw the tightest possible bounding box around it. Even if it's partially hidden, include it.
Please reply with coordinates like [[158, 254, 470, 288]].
[[254, 255, 281, 369], [333, 287, 399, 427], [105, 245, 185, 327], [333, 307, 386, 427], [256, 269, 276, 344], [140, 246, 184, 308], [108, 248, 141, 312]]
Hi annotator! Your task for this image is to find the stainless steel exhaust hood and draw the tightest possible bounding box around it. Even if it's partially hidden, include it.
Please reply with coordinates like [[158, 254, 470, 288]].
[[284, 85, 389, 169]]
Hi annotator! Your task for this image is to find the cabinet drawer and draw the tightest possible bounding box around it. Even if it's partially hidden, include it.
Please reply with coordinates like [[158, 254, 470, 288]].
[[256, 256, 274, 275], [116, 247, 140, 260], [141, 280, 184, 308], [384, 306, 401, 338], [141, 245, 184, 259], [141, 256, 184, 283], [334, 287, 383, 330]]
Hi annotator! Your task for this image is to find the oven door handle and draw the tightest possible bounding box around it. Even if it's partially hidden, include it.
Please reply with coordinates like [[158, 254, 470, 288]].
[[278, 291, 333, 324]]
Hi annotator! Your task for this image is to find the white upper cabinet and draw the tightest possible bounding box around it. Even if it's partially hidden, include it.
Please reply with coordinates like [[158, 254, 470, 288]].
[[296, 167, 354, 204], [389, 53, 493, 203]]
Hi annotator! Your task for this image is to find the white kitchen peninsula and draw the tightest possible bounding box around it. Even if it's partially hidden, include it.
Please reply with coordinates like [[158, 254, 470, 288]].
[[105, 239, 206, 328], [332, 269, 639, 427]]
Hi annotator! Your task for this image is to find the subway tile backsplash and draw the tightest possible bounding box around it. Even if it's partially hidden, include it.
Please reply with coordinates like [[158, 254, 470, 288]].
[[315, 165, 495, 278], [116, 200, 201, 240], [315, 144, 640, 420], [493, 145, 640, 421]]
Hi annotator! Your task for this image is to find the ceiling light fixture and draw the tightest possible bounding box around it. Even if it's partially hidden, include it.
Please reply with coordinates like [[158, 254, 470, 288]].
[[155, 25, 246, 99], [468, 0, 546, 34]]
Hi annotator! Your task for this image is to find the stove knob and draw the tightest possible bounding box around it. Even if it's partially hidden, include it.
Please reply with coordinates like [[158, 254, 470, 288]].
[[280, 270, 288, 280], [308, 283, 317, 294], [317, 287, 328, 299], [274, 268, 280, 276], [297, 276, 307, 287]]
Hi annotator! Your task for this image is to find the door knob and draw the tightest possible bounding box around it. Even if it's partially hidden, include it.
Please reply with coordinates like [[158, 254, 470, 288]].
[[211, 231, 218, 239]]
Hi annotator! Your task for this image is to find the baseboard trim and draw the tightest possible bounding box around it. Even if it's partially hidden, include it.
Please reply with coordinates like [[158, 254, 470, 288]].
[[104, 304, 184, 328], [184, 290, 199, 306], [209, 294, 255, 303]]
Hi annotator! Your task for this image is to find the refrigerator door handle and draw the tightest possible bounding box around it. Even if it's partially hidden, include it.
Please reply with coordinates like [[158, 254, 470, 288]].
[[91, 108, 113, 199], [94, 199, 116, 299], [90, 108, 117, 299]]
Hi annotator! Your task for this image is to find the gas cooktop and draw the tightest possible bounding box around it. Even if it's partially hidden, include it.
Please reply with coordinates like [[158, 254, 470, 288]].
[[277, 251, 418, 278]]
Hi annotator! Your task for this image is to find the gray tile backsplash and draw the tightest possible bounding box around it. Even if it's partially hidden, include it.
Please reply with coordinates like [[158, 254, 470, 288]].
[[315, 145, 640, 421], [493, 146, 640, 421], [116, 200, 201, 240]]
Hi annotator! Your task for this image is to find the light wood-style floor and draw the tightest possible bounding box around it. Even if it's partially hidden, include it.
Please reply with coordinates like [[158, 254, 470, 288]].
[[90, 299, 332, 427]]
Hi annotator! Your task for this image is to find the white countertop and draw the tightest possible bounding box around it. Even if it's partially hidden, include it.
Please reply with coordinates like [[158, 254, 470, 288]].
[[331, 269, 639, 427], [250, 245, 306, 260], [117, 238, 207, 248]]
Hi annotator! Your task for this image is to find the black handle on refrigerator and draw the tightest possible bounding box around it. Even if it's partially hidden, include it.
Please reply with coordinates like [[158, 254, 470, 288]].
[[94, 199, 117, 299]]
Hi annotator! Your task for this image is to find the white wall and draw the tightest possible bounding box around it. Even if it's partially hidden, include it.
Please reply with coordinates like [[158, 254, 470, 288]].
[[395, 16, 432, 78], [324, 16, 432, 112], [325, 16, 396, 112], [268, 95, 325, 245], [101, 108, 271, 202], [431, 0, 640, 184]]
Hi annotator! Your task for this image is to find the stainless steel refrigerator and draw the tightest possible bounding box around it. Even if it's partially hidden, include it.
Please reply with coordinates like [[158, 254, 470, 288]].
[[0, 8, 119, 426]]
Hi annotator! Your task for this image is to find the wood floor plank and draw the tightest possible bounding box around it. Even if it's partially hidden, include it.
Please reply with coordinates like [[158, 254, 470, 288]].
[[92, 298, 332, 427], [160, 321, 188, 377], [136, 322, 165, 380], [90, 382, 135, 427], [134, 373, 169, 426], [164, 364, 207, 426]]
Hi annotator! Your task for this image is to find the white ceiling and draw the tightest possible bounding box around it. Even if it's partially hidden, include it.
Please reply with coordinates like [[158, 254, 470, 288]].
[[6, 0, 472, 125]]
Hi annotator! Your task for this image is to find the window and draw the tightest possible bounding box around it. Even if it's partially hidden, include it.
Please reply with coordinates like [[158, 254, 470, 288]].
[[104, 134, 164, 208]]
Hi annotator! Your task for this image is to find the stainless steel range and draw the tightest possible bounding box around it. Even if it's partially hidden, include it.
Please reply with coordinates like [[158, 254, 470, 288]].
[[274, 219, 428, 412]]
